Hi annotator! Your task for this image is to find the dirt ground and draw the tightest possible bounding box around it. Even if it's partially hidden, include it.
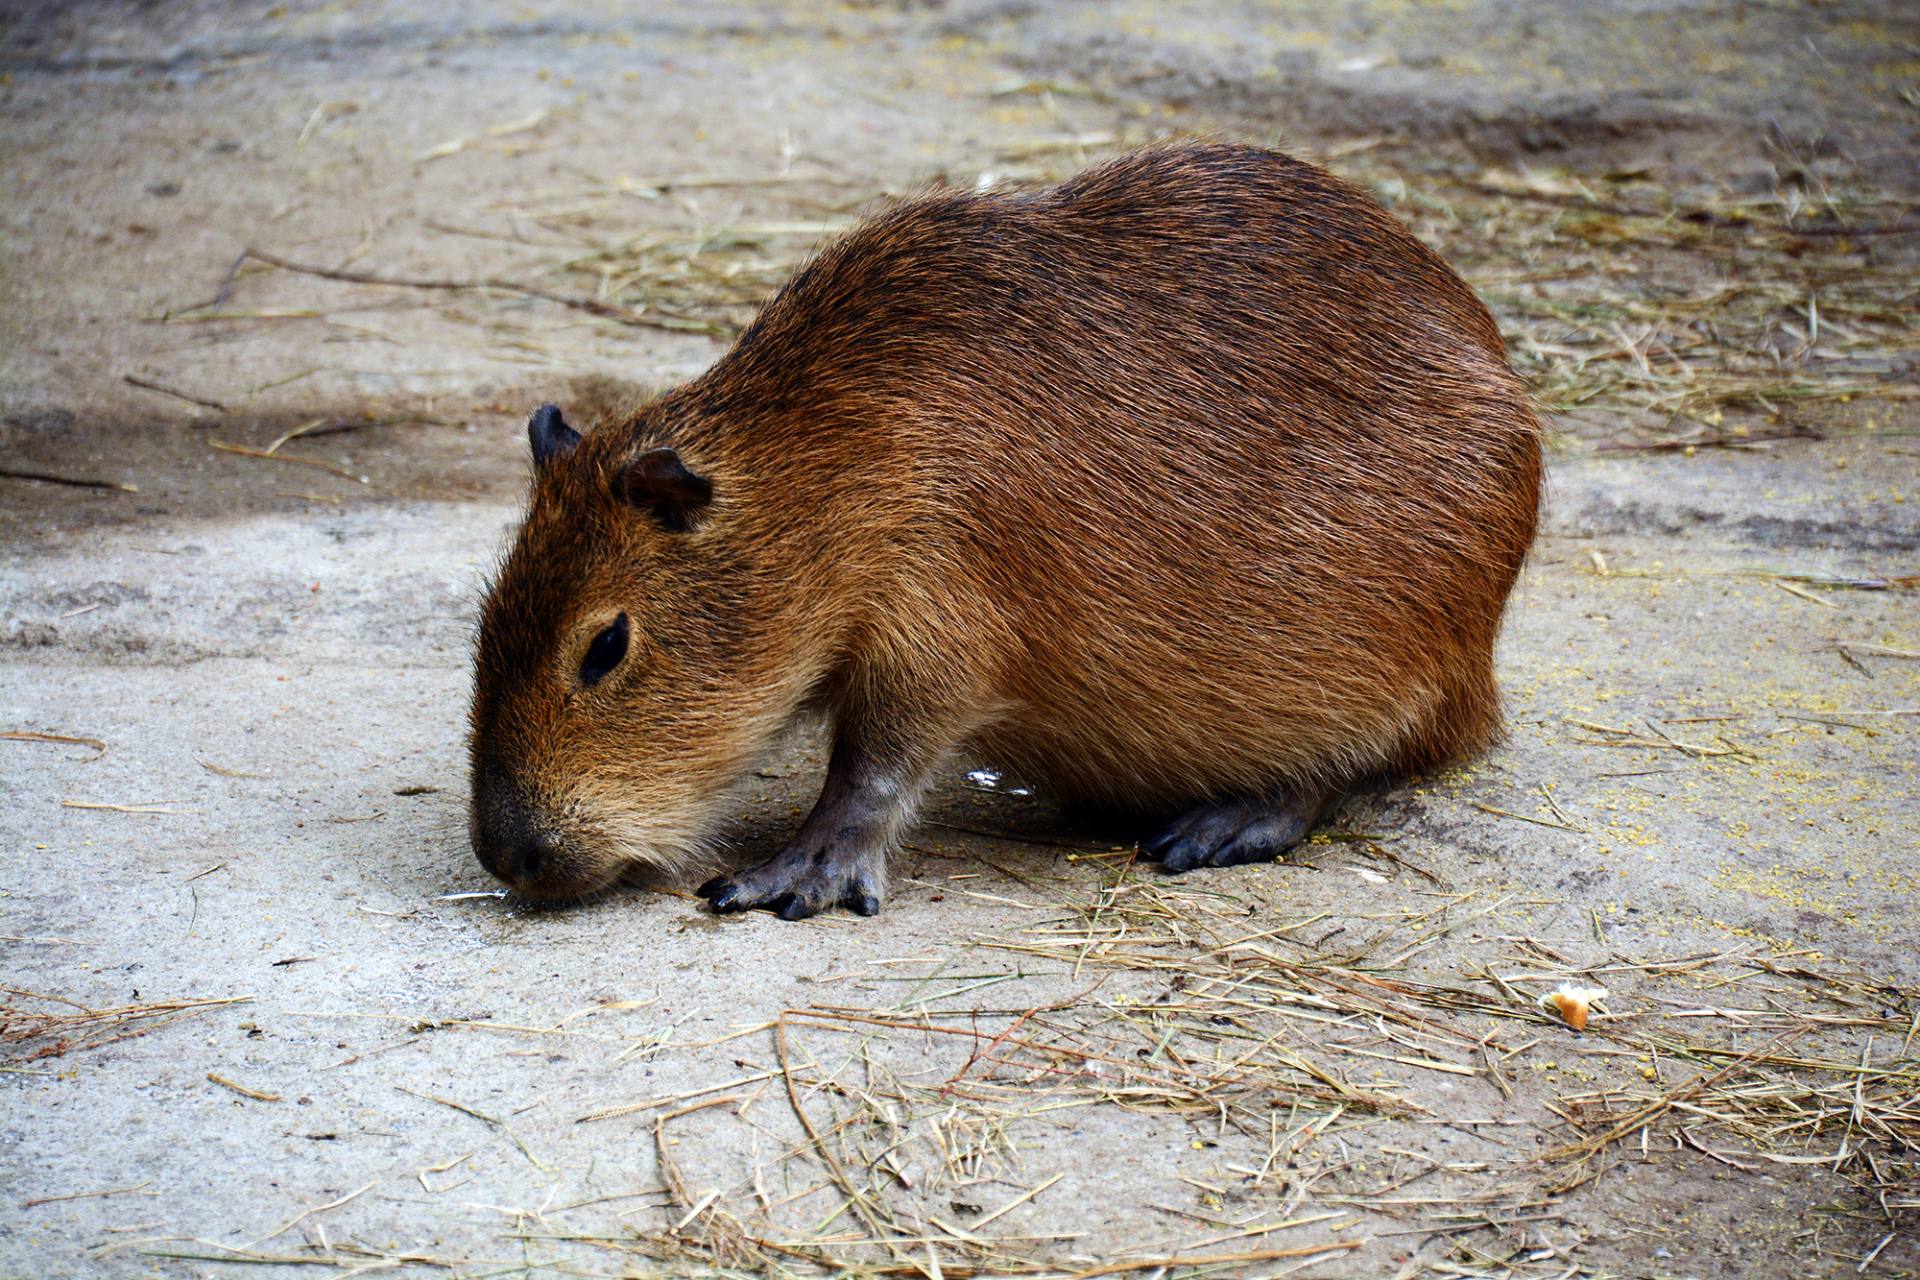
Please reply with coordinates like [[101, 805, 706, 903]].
[[3, 2, 1917, 1278]]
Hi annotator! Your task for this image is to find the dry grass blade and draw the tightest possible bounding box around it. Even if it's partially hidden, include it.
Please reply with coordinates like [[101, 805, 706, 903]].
[[21, 1181, 155, 1210], [254, 1180, 376, 1244], [394, 1086, 548, 1169], [122, 373, 228, 412], [1061, 1239, 1364, 1277], [60, 799, 185, 814], [3, 730, 108, 762], [207, 440, 368, 484], [0, 467, 139, 493], [207, 1072, 282, 1102]]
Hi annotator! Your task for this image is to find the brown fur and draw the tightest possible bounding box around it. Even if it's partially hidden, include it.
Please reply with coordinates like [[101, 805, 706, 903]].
[[469, 141, 1541, 906]]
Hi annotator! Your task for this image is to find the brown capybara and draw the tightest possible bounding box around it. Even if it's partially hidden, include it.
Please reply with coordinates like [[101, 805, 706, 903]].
[[469, 141, 1541, 919]]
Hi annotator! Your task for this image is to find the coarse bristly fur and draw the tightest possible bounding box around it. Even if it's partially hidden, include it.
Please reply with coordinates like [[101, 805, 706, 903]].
[[468, 140, 1542, 912]]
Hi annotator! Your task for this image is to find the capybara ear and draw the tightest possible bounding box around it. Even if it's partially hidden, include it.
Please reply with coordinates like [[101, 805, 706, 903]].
[[616, 447, 713, 532], [527, 403, 580, 468]]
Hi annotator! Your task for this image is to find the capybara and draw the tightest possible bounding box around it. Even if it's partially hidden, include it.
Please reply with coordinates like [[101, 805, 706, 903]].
[[469, 141, 1541, 919]]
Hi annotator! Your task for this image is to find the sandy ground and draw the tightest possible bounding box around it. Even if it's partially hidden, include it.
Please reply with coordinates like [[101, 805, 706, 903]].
[[3, 3, 1917, 1278]]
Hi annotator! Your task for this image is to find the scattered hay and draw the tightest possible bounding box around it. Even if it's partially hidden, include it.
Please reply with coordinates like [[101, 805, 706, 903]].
[[489, 138, 1920, 456], [530, 849, 1914, 1275], [1, 990, 251, 1064], [157, 131, 1915, 470]]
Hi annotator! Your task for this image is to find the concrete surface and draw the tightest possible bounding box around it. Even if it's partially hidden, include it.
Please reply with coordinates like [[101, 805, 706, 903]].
[[3, 3, 1916, 1278]]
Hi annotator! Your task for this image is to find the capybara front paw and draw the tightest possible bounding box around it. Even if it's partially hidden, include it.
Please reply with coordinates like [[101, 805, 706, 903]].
[[696, 852, 884, 920]]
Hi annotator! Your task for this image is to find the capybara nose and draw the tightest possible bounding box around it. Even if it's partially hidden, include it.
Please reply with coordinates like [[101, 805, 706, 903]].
[[476, 824, 555, 889], [470, 763, 550, 886], [505, 835, 552, 883]]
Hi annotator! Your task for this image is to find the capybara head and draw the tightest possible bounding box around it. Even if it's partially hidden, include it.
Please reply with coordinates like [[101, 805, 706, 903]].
[[468, 403, 765, 901]]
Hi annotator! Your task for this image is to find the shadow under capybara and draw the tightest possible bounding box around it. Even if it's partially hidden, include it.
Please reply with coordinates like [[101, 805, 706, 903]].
[[468, 141, 1542, 919]]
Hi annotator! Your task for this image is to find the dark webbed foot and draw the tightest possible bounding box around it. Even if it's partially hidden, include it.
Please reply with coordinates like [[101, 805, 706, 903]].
[[697, 843, 884, 920], [1142, 782, 1334, 873]]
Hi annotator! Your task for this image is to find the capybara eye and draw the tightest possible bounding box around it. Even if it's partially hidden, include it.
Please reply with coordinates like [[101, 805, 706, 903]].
[[580, 614, 629, 687]]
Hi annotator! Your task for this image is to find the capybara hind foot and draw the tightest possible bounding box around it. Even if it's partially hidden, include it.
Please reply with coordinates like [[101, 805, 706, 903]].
[[698, 844, 883, 920], [1143, 782, 1335, 873]]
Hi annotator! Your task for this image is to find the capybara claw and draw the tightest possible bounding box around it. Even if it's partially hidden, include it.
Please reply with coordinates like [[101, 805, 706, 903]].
[[1139, 827, 1181, 862], [697, 875, 729, 899]]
